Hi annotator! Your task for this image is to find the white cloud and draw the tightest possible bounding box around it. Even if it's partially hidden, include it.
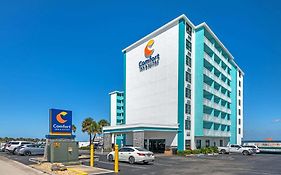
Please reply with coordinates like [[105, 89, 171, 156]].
[[273, 119, 281, 123]]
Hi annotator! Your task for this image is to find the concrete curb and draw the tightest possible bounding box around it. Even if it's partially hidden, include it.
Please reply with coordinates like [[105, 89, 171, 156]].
[[3, 156, 51, 175]]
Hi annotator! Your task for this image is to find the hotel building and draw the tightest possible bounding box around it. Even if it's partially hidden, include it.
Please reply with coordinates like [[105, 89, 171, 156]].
[[104, 14, 244, 152]]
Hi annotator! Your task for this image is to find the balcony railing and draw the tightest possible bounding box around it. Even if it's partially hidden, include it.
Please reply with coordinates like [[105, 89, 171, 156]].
[[221, 118, 231, 125], [204, 53, 231, 80], [204, 37, 232, 69], [203, 129, 231, 137], [203, 83, 231, 103], [203, 114, 231, 126], [203, 99, 213, 108], [203, 68, 231, 92]]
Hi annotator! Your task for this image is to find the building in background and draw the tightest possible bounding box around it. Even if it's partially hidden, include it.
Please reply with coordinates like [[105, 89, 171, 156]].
[[109, 91, 126, 147], [104, 14, 244, 152]]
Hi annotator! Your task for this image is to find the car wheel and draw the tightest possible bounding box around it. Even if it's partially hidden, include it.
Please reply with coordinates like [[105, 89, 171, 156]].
[[108, 154, 113, 162], [143, 161, 149, 165], [24, 151, 31, 156], [12, 148, 17, 155], [128, 156, 135, 164], [221, 149, 226, 154], [242, 150, 249, 156]]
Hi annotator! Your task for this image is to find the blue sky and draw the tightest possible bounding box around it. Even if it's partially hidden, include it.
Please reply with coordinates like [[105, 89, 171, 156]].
[[0, 0, 280, 141]]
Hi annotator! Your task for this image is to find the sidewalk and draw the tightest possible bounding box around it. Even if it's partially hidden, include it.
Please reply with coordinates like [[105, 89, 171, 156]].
[[0, 155, 47, 175]]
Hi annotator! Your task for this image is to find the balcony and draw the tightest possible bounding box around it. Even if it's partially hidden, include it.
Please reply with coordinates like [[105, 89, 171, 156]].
[[204, 68, 231, 92], [221, 118, 231, 125], [220, 106, 231, 114], [204, 37, 232, 69], [203, 83, 213, 94], [204, 53, 231, 81], [203, 114, 220, 123], [203, 114, 231, 126], [203, 99, 213, 108], [203, 129, 231, 137], [203, 82, 231, 103]]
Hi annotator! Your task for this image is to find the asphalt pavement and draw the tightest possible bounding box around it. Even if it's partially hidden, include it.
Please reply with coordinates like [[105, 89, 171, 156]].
[[1, 151, 281, 175]]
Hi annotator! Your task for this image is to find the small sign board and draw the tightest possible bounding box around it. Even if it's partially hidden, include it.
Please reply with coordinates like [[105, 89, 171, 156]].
[[49, 109, 72, 135]]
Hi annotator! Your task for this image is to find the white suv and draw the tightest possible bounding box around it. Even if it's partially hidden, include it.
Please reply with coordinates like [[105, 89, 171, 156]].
[[5, 141, 33, 154]]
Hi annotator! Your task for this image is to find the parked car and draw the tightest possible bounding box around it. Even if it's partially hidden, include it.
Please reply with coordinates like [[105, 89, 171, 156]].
[[218, 144, 255, 155], [107, 147, 154, 164], [17, 144, 45, 156], [243, 145, 260, 153], [0, 143, 6, 152], [5, 141, 33, 154]]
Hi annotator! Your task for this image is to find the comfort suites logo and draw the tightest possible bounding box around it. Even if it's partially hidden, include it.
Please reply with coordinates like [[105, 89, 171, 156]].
[[139, 39, 160, 72], [56, 111, 68, 124], [50, 109, 72, 135]]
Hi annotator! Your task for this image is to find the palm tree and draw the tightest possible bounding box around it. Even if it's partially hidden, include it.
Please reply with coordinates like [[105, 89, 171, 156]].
[[82, 118, 110, 145], [98, 119, 110, 133], [82, 117, 98, 145], [72, 124, 77, 134]]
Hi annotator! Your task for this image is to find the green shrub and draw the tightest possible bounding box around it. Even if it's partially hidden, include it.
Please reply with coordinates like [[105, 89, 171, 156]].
[[177, 150, 185, 156], [184, 150, 192, 155], [191, 149, 201, 154]]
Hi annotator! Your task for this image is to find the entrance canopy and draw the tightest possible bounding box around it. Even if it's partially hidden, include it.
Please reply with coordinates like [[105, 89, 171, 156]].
[[103, 123, 179, 134]]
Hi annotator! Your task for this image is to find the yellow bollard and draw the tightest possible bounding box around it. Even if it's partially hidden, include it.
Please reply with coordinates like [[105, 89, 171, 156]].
[[114, 144, 119, 173], [90, 144, 94, 167]]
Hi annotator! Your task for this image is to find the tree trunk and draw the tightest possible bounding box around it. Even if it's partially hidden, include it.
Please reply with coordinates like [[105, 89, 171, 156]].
[[92, 134, 96, 144], [89, 133, 92, 146]]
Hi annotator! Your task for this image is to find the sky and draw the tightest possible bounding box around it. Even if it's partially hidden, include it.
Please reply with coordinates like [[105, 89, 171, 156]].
[[0, 0, 281, 141]]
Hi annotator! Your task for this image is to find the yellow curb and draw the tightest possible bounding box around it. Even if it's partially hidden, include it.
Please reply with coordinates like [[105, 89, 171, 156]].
[[67, 168, 88, 175]]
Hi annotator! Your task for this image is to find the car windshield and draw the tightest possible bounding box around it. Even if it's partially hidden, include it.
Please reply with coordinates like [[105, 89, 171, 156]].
[[135, 147, 148, 151], [10, 142, 19, 145]]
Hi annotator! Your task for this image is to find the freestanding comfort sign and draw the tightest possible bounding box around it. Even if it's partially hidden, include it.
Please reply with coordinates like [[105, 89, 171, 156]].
[[49, 109, 72, 135]]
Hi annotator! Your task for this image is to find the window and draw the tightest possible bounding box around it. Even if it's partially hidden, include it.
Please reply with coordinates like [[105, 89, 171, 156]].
[[185, 120, 191, 130], [239, 81, 241, 87], [220, 140, 223, 147], [238, 99, 241, 106], [117, 100, 122, 103], [186, 40, 192, 52], [186, 55, 191, 67], [185, 140, 191, 149], [196, 140, 201, 149], [239, 90, 241, 97], [239, 128, 241, 134], [206, 140, 210, 147], [238, 109, 241, 116], [186, 23, 192, 36], [239, 119, 241, 125], [185, 103, 191, 115], [239, 71, 242, 78], [186, 72, 191, 83], [185, 88, 191, 99]]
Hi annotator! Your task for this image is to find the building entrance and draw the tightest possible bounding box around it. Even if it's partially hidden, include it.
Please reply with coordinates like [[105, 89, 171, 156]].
[[148, 139, 165, 153]]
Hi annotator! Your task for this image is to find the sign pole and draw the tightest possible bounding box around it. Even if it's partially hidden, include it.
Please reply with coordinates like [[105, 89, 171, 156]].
[[90, 143, 94, 167], [114, 144, 119, 173]]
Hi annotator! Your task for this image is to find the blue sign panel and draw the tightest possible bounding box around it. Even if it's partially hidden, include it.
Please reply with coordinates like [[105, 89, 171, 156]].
[[49, 109, 72, 135]]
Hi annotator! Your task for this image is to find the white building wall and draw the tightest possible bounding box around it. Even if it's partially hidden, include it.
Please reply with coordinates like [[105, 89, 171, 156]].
[[236, 70, 243, 145], [110, 93, 117, 126], [126, 23, 179, 126]]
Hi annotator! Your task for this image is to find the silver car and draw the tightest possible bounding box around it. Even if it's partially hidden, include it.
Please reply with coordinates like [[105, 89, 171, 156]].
[[18, 144, 45, 156]]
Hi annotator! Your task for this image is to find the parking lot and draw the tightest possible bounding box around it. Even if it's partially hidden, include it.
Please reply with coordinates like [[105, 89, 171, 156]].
[[1, 151, 281, 175]]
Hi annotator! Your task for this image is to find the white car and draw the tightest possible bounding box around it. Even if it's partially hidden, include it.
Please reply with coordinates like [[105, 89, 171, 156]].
[[107, 147, 154, 164], [243, 145, 260, 153], [218, 144, 255, 155], [5, 141, 33, 154]]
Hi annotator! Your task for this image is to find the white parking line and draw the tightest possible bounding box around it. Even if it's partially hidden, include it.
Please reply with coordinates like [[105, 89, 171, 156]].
[[97, 161, 148, 169]]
